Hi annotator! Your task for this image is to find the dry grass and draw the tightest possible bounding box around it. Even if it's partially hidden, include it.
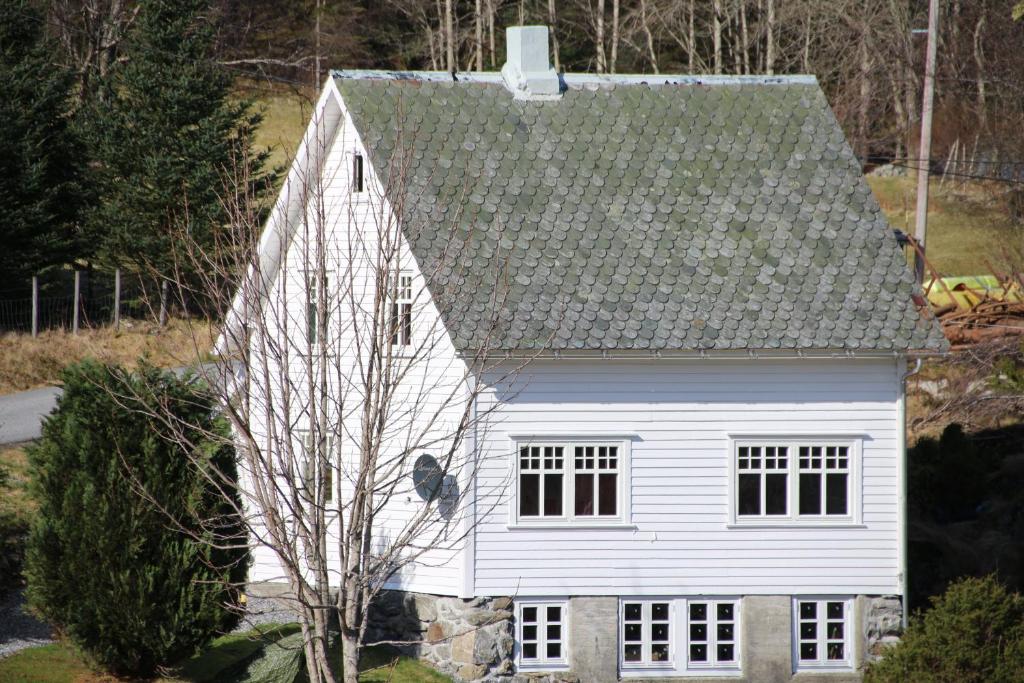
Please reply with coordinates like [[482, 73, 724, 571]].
[[0, 319, 214, 395], [868, 175, 1023, 276]]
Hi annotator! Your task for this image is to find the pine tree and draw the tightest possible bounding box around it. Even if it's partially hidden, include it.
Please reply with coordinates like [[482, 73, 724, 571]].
[[24, 361, 249, 677], [0, 0, 90, 285], [87, 0, 272, 280]]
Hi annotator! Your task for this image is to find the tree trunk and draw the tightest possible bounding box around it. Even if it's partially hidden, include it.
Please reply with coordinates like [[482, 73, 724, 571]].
[[640, 0, 659, 73], [548, 0, 561, 71], [596, 0, 607, 73], [475, 0, 483, 71], [341, 628, 360, 683], [688, 0, 696, 72], [973, 13, 987, 129], [766, 0, 776, 74], [713, 0, 723, 74], [444, 0, 454, 72], [610, 0, 621, 73], [858, 18, 872, 162], [740, 0, 750, 74], [488, 0, 496, 67]]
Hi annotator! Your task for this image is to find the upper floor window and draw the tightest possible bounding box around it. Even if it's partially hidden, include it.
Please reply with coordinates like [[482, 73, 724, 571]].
[[794, 598, 852, 670], [305, 271, 329, 345], [389, 273, 412, 346], [351, 152, 364, 193], [515, 441, 627, 525], [732, 438, 858, 525]]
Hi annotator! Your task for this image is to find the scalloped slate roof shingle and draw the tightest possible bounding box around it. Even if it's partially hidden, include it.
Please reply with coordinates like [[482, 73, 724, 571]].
[[333, 71, 947, 353]]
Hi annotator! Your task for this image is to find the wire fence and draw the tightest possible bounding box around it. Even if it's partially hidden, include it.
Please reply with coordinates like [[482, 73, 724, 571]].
[[0, 269, 173, 334]]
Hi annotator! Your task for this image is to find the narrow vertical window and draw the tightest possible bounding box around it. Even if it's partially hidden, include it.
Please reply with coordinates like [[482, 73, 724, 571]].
[[687, 600, 738, 670], [621, 601, 672, 667], [306, 272, 329, 345], [736, 445, 788, 517], [795, 599, 851, 669], [352, 153, 364, 193], [519, 446, 564, 518], [573, 445, 618, 517], [389, 274, 412, 346], [517, 602, 567, 669]]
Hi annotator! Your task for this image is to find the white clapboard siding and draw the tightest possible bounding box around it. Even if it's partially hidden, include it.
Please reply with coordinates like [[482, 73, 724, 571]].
[[243, 86, 467, 596], [471, 358, 903, 597]]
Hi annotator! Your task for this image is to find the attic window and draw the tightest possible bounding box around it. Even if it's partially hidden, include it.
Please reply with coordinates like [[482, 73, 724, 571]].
[[352, 153, 364, 193]]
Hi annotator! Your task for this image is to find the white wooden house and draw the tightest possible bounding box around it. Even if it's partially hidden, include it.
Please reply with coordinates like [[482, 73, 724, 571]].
[[227, 26, 947, 683]]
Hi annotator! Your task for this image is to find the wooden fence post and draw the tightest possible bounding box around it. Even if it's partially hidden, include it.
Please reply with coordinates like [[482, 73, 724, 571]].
[[31, 276, 38, 337], [159, 280, 169, 327], [72, 270, 81, 334], [113, 268, 121, 330]]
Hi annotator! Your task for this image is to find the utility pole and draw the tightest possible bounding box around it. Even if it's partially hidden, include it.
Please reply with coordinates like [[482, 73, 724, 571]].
[[914, 0, 940, 284]]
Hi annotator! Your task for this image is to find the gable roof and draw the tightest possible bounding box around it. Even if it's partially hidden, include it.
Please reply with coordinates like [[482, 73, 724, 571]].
[[333, 71, 947, 355]]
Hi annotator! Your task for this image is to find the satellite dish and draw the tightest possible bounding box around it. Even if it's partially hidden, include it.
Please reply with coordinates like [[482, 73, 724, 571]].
[[413, 454, 443, 501]]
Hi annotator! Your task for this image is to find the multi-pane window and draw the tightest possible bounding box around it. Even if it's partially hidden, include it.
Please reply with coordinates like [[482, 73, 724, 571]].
[[517, 602, 566, 668], [622, 601, 672, 667], [305, 272, 329, 344], [573, 445, 619, 517], [299, 430, 334, 503], [390, 273, 412, 346], [795, 599, 851, 669], [687, 601, 738, 669], [734, 440, 856, 523], [798, 446, 850, 516], [737, 445, 788, 517], [519, 446, 564, 518], [516, 442, 624, 523], [351, 153, 364, 192]]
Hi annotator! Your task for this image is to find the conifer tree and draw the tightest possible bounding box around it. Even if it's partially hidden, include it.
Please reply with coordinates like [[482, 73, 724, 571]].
[[0, 0, 90, 284], [87, 0, 273, 281]]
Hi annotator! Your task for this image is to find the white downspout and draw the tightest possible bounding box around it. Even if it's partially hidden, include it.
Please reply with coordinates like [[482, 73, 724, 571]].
[[898, 357, 922, 630]]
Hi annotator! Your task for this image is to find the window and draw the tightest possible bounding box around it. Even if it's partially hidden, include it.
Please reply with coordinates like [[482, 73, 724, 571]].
[[305, 272, 329, 344], [299, 430, 334, 503], [515, 441, 626, 524], [517, 602, 567, 669], [687, 600, 739, 670], [732, 438, 857, 524], [621, 601, 672, 667], [390, 273, 412, 346], [794, 599, 852, 669], [351, 153, 364, 192]]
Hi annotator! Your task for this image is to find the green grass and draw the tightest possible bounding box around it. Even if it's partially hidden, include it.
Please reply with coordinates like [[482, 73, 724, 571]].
[[0, 627, 451, 683], [868, 175, 1023, 276], [237, 80, 314, 173]]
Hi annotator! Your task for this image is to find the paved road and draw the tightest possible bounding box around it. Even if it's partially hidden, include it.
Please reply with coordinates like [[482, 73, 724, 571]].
[[0, 386, 61, 445]]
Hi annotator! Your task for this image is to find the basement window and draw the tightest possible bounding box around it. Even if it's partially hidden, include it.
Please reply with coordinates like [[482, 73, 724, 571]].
[[794, 598, 852, 670], [686, 600, 739, 671], [351, 153, 364, 193], [516, 601, 568, 670], [621, 600, 673, 668]]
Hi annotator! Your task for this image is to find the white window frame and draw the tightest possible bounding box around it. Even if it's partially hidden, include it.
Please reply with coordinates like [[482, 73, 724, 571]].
[[727, 435, 863, 527], [508, 437, 633, 528], [350, 151, 365, 194], [389, 271, 413, 348], [515, 599, 569, 672], [620, 599, 675, 672], [304, 269, 332, 349], [792, 597, 854, 671], [296, 428, 336, 504], [684, 598, 741, 674]]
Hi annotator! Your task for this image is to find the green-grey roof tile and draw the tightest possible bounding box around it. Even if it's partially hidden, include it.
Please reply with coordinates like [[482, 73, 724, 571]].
[[333, 72, 947, 353]]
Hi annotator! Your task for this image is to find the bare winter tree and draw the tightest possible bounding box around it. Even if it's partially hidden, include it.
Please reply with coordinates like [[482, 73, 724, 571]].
[[137, 103, 533, 682]]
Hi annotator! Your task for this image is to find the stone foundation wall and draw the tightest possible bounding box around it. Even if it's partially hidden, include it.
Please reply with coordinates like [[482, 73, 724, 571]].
[[862, 596, 903, 662]]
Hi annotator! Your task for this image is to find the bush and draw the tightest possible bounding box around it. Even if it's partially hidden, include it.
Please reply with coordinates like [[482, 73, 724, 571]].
[[24, 360, 249, 677], [0, 509, 28, 594], [866, 575, 1024, 683]]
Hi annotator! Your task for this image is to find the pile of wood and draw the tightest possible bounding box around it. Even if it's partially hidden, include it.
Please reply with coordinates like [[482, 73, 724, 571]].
[[937, 299, 1024, 347]]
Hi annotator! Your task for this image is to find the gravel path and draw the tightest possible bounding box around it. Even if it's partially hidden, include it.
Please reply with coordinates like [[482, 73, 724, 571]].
[[0, 589, 53, 659]]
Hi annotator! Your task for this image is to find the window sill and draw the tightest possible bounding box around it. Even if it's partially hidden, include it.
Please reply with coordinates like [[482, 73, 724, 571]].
[[793, 666, 856, 675], [516, 663, 569, 673], [729, 528, 864, 532], [506, 522, 638, 531]]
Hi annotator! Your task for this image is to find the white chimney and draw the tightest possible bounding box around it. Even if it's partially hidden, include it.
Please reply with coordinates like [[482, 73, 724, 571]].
[[501, 26, 561, 99]]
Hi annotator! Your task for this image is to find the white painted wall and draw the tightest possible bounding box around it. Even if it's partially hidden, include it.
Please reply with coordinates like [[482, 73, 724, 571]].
[[472, 358, 903, 597], [244, 86, 468, 596]]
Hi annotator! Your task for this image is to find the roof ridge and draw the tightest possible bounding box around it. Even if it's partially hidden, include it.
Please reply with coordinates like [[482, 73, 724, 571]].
[[331, 69, 818, 88]]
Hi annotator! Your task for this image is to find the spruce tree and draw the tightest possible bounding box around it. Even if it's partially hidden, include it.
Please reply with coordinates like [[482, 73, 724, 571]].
[[87, 0, 272, 280], [0, 0, 90, 285], [24, 361, 249, 677]]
